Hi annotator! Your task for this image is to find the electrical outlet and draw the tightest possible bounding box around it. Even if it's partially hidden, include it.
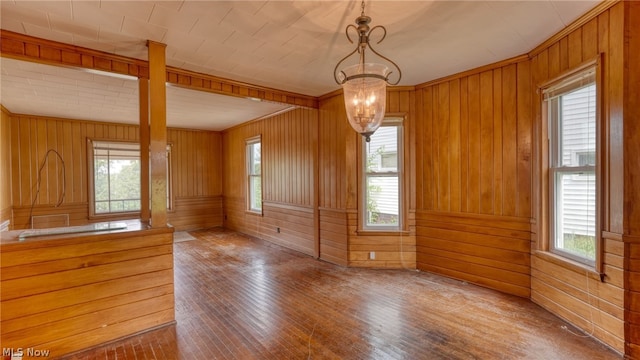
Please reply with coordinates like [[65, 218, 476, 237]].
[[369, 251, 375, 260]]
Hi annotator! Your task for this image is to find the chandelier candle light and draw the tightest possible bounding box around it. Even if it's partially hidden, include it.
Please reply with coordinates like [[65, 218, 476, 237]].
[[333, 0, 402, 142]]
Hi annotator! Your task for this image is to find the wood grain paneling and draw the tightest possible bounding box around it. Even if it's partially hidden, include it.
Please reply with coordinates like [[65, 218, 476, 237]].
[[1, 106, 11, 225], [315, 94, 351, 264], [167, 196, 223, 232], [222, 108, 319, 257], [0, 222, 175, 359], [319, 88, 417, 268], [624, 1, 640, 357], [8, 113, 223, 231], [319, 208, 348, 266], [415, 60, 530, 217], [414, 57, 532, 297], [529, 3, 626, 353], [416, 211, 531, 297]]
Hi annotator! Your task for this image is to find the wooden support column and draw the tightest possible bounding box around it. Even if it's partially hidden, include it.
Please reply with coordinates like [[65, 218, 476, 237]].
[[147, 41, 167, 228], [139, 78, 150, 222]]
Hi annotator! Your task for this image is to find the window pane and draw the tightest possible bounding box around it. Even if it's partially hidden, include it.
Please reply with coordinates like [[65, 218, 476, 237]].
[[250, 176, 262, 211], [95, 201, 109, 214], [94, 158, 109, 202], [366, 126, 397, 172], [247, 139, 262, 212], [554, 171, 596, 261], [108, 159, 141, 202], [560, 84, 596, 167], [92, 142, 142, 214], [366, 176, 398, 226], [252, 143, 261, 175]]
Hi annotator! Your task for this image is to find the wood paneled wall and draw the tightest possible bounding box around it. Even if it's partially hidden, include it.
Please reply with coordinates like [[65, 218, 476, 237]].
[[622, 1, 640, 357], [318, 94, 351, 265], [222, 108, 319, 257], [318, 88, 417, 268], [0, 224, 174, 359], [529, 2, 624, 352], [1, 106, 11, 225], [7, 113, 223, 231], [414, 58, 533, 298]]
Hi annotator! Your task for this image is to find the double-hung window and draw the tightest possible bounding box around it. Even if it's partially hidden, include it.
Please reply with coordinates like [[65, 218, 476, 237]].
[[544, 66, 598, 266], [362, 118, 403, 230], [246, 136, 262, 213], [89, 140, 172, 216]]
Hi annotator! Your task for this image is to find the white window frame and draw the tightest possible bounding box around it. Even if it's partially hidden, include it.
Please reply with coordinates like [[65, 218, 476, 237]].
[[361, 117, 403, 231], [88, 139, 172, 218], [246, 136, 262, 214], [543, 64, 600, 268]]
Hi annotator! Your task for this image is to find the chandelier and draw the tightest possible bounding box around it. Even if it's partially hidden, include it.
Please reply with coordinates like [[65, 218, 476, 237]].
[[333, 0, 402, 142]]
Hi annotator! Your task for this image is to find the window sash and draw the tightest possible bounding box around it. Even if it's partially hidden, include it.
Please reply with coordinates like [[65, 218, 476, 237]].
[[246, 136, 262, 213], [93, 142, 141, 215], [549, 168, 596, 266], [545, 66, 598, 266], [362, 121, 402, 230], [89, 140, 172, 216]]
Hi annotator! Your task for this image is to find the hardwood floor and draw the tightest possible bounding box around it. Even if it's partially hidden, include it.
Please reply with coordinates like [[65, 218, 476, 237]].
[[62, 228, 620, 359]]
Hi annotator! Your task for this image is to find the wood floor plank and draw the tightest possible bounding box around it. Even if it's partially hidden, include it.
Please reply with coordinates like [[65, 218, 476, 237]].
[[62, 228, 621, 359]]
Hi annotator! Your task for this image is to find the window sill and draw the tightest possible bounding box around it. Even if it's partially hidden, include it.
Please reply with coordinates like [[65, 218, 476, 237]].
[[533, 250, 604, 282], [356, 230, 410, 236], [89, 212, 140, 221], [245, 210, 263, 217]]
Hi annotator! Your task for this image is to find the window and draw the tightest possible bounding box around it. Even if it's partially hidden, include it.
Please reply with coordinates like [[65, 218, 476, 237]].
[[544, 66, 598, 266], [362, 119, 402, 230], [246, 136, 262, 213], [89, 140, 171, 216]]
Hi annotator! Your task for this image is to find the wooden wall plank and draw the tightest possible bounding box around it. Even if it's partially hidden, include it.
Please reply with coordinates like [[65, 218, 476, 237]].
[[0, 225, 174, 358], [0, 107, 11, 225]]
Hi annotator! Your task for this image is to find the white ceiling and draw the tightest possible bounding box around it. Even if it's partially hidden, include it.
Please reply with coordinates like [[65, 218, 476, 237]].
[[0, 0, 600, 131]]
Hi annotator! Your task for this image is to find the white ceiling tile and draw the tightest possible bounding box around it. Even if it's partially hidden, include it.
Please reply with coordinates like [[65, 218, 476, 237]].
[[227, 1, 268, 16], [49, 12, 99, 40], [22, 23, 74, 44], [0, 2, 50, 29], [154, 1, 185, 12], [188, 19, 234, 43], [254, 22, 297, 46], [256, 1, 310, 28], [149, 3, 198, 34], [551, 0, 600, 27], [0, 18, 26, 34], [172, 50, 212, 67], [24, 0, 73, 19], [121, 16, 167, 43], [71, 1, 123, 33], [73, 34, 117, 54], [219, 7, 268, 36], [179, 1, 232, 27], [100, 1, 154, 23], [222, 31, 265, 53], [163, 30, 206, 54]]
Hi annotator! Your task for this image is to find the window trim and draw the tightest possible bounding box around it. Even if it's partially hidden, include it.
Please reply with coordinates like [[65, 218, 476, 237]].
[[539, 56, 603, 273], [87, 139, 173, 219], [246, 135, 262, 214], [360, 117, 404, 232]]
